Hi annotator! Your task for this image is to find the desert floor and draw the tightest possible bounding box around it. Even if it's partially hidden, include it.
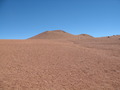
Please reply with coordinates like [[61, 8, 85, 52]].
[[0, 38, 120, 90]]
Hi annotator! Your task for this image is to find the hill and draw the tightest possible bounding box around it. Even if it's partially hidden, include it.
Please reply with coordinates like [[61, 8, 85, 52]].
[[29, 30, 93, 40]]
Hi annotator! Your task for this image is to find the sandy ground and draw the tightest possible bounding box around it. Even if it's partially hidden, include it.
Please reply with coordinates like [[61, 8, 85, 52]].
[[0, 38, 120, 90]]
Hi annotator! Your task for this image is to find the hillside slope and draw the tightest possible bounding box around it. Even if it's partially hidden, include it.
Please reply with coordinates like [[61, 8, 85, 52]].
[[0, 39, 120, 90], [29, 30, 93, 40]]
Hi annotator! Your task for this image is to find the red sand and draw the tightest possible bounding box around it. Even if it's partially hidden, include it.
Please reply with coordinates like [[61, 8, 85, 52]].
[[0, 31, 120, 90]]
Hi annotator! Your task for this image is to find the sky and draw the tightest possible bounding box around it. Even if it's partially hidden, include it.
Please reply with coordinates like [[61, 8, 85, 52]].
[[0, 0, 120, 39]]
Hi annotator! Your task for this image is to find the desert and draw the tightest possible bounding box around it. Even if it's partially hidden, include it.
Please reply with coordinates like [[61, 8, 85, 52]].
[[0, 30, 120, 90]]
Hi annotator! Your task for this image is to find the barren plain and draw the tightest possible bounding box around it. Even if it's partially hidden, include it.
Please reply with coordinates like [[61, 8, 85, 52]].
[[0, 30, 120, 90]]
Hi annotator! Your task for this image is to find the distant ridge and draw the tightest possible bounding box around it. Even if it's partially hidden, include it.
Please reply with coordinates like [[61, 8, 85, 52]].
[[29, 30, 93, 39], [99, 35, 120, 40]]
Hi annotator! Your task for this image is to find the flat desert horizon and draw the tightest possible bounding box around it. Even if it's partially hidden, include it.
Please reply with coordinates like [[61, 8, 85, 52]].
[[0, 30, 120, 90]]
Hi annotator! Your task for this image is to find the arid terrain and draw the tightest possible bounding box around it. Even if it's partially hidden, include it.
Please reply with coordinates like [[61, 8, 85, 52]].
[[0, 30, 120, 90]]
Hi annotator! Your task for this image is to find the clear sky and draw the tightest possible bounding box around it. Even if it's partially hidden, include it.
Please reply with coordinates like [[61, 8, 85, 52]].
[[0, 0, 120, 39]]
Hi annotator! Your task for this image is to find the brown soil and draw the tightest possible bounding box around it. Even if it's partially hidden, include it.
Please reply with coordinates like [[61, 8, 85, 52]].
[[0, 32, 120, 90], [29, 30, 93, 40]]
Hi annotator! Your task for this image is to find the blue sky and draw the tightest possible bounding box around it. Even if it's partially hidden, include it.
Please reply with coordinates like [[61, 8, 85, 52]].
[[0, 0, 120, 39]]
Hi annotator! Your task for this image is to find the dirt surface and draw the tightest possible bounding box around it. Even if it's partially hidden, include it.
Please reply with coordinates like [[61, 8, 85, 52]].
[[0, 35, 120, 90], [29, 30, 93, 39]]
